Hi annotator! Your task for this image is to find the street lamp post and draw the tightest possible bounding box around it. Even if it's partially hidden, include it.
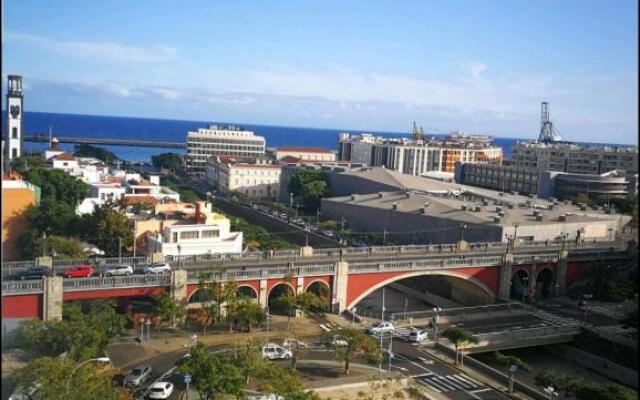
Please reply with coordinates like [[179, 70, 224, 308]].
[[266, 307, 270, 335], [140, 317, 145, 342], [432, 307, 442, 341], [289, 193, 294, 212], [387, 315, 395, 372], [42, 232, 47, 257], [379, 287, 386, 373], [145, 318, 152, 342], [583, 294, 594, 325], [66, 357, 111, 393], [460, 223, 467, 242], [177, 245, 182, 269]]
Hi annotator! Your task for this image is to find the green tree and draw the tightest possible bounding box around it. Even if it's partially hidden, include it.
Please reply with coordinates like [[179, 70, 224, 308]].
[[232, 340, 270, 385], [10, 154, 47, 176], [288, 169, 330, 210], [13, 303, 125, 362], [73, 144, 118, 164], [177, 342, 244, 400], [326, 326, 382, 375], [234, 298, 265, 332], [575, 382, 637, 400], [152, 293, 185, 327], [78, 201, 133, 256], [151, 152, 183, 173], [11, 356, 132, 400], [534, 370, 582, 397], [490, 351, 533, 373], [442, 328, 479, 366], [22, 168, 90, 205]]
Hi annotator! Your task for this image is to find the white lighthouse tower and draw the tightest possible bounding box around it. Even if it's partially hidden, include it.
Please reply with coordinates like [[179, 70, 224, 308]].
[[5, 75, 24, 161]]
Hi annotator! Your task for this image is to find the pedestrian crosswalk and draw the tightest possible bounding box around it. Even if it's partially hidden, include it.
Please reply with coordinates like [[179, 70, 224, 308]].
[[534, 310, 585, 327], [416, 372, 481, 393], [590, 324, 637, 336]]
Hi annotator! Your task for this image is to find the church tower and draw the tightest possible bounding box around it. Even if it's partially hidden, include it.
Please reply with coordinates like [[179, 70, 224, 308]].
[[6, 75, 24, 160]]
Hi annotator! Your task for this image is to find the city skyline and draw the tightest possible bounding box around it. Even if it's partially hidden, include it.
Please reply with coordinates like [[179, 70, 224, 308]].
[[2, 0, 638, 144]]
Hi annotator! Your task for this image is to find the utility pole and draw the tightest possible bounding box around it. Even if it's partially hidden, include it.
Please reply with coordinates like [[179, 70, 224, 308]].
[[382, 229, 387, 245], [388, 315, 395, 372], [379, 287, 385, 373]]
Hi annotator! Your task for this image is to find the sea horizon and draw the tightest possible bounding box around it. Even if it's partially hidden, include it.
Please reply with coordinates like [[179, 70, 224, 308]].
[[3, 110, 637, 163]]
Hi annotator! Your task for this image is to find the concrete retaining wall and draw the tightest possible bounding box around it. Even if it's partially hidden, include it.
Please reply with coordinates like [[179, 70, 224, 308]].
[[555, 345, 638, 389]]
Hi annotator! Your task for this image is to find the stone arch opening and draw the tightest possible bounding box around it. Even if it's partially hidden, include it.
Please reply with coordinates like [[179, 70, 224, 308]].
[[236, 285, 258, 300], [536, 268, 554, 299], [306, 280, 331, 311], [268, 283, 295, 315], [510, 269, 530, 301], [347, 271, 495, 314], [188, 288, 214, 304]]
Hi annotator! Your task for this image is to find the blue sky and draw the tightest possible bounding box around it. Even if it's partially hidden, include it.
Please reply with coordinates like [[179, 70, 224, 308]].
[[2, 0, 638, 144]]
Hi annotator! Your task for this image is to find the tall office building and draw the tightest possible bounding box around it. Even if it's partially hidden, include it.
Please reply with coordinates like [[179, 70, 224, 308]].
[[185, 125, 266, 176]]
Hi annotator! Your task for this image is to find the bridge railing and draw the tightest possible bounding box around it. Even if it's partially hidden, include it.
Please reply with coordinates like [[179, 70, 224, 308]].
[[62, 275, 171, 291], [391, 302, 527, 322], [1, 280, 44, 295], [471, 324, 581, 344]]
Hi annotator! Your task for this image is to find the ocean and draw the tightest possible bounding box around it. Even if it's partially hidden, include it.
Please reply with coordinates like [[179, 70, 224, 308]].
[[2, 111, 634, 162]]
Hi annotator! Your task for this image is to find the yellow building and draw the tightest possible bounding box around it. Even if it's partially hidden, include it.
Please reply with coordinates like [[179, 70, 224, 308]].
[[2, 174, 40, 261]]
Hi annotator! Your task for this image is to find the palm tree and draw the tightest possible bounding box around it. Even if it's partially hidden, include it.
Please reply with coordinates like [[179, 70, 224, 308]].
[[442, 328, 478, 366]]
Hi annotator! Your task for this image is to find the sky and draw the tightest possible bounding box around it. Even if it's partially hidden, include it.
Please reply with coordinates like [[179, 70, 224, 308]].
[[2, 0, 638, 144]]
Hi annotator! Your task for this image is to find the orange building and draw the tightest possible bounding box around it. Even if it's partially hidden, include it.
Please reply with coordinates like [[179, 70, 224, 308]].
[[2, 174, 40, 261]]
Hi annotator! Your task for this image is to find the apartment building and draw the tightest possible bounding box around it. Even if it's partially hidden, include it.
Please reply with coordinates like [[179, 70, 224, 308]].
[[510, 141, 638, 175], [275, 146, 336, 162], [205, 155, 281, 199], [338, 132, 502, 175], [2, 174, 40, 260], [146, 201, 243, 256], [186, 124, 266, 176]]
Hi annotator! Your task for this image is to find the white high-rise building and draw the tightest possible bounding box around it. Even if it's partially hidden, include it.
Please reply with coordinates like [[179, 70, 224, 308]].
[[5, 75, 23, 161], [185, 124, 266, 176]]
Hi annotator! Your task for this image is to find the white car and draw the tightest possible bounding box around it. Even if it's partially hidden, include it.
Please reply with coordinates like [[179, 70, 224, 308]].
[[368, 322, 395, 335], [407, 329, 429, 342], [262, 343, 292, 360], [143, 263, 171, 274], [331, 335, 348, 347], [148, 381, 174, 399], [282, 338, 308, 349], [123, 364, 152, 387], [104, 264, 133, 277]]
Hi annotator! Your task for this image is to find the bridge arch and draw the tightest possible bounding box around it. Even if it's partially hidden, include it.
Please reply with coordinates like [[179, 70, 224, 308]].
[[305, 279, 331, 311], [187, 288, 213, 304], [236, 285, 258, 299], [535, 267, 554, 299], [346, 270, 495, 311], [510, 269, 529, 301], [267, 282, 295, 315]]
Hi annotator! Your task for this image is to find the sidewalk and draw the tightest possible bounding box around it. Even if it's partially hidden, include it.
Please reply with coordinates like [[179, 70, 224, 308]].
[[107, 316, 324, 370]]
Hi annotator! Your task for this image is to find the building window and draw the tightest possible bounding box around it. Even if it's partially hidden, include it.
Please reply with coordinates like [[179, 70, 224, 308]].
[[12, 127, 17, 139], [180, 230, 199, 240], [201, 230, 220, 238]]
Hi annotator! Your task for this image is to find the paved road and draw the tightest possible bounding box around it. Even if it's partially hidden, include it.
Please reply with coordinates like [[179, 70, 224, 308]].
[[132, 329, 516, 400]]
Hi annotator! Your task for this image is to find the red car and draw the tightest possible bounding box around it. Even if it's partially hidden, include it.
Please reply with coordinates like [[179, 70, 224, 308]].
[[63, 265, 95, 278]]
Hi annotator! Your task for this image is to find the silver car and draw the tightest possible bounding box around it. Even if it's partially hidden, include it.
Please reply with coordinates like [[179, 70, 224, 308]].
[[123, 364, 152, 387], [104, 264, 134, 277], [143, 263, 171, 274]]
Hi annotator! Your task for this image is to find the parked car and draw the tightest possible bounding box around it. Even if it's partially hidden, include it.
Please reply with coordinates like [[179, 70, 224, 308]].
[[16, 266, 53, 281], [321, 230, 335, 237], [104, 264, 134, 277], [282, 338, 308, 349], [143, 263, 171, 274], [368, 321, 395, 335], [262, 343, 292, 360], [247, 395, 284, 400], [331, 335, 348, 347], [62, 265, 94, 278], [148, 381, 174, 399], [123, 364, 152, 387], [279, 213, 288, 220], [407, 329, 429, 343]]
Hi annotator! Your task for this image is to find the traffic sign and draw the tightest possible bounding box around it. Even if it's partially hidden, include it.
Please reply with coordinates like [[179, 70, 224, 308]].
[[184, 373, 192, 384], [509, 364, 517, 373]]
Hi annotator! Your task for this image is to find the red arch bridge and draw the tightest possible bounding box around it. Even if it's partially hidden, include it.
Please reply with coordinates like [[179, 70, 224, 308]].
[[1, 242, 629, 322]]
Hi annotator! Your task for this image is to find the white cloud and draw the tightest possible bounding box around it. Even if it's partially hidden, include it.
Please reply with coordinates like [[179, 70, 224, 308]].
[[5, 32, 176, 64]]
